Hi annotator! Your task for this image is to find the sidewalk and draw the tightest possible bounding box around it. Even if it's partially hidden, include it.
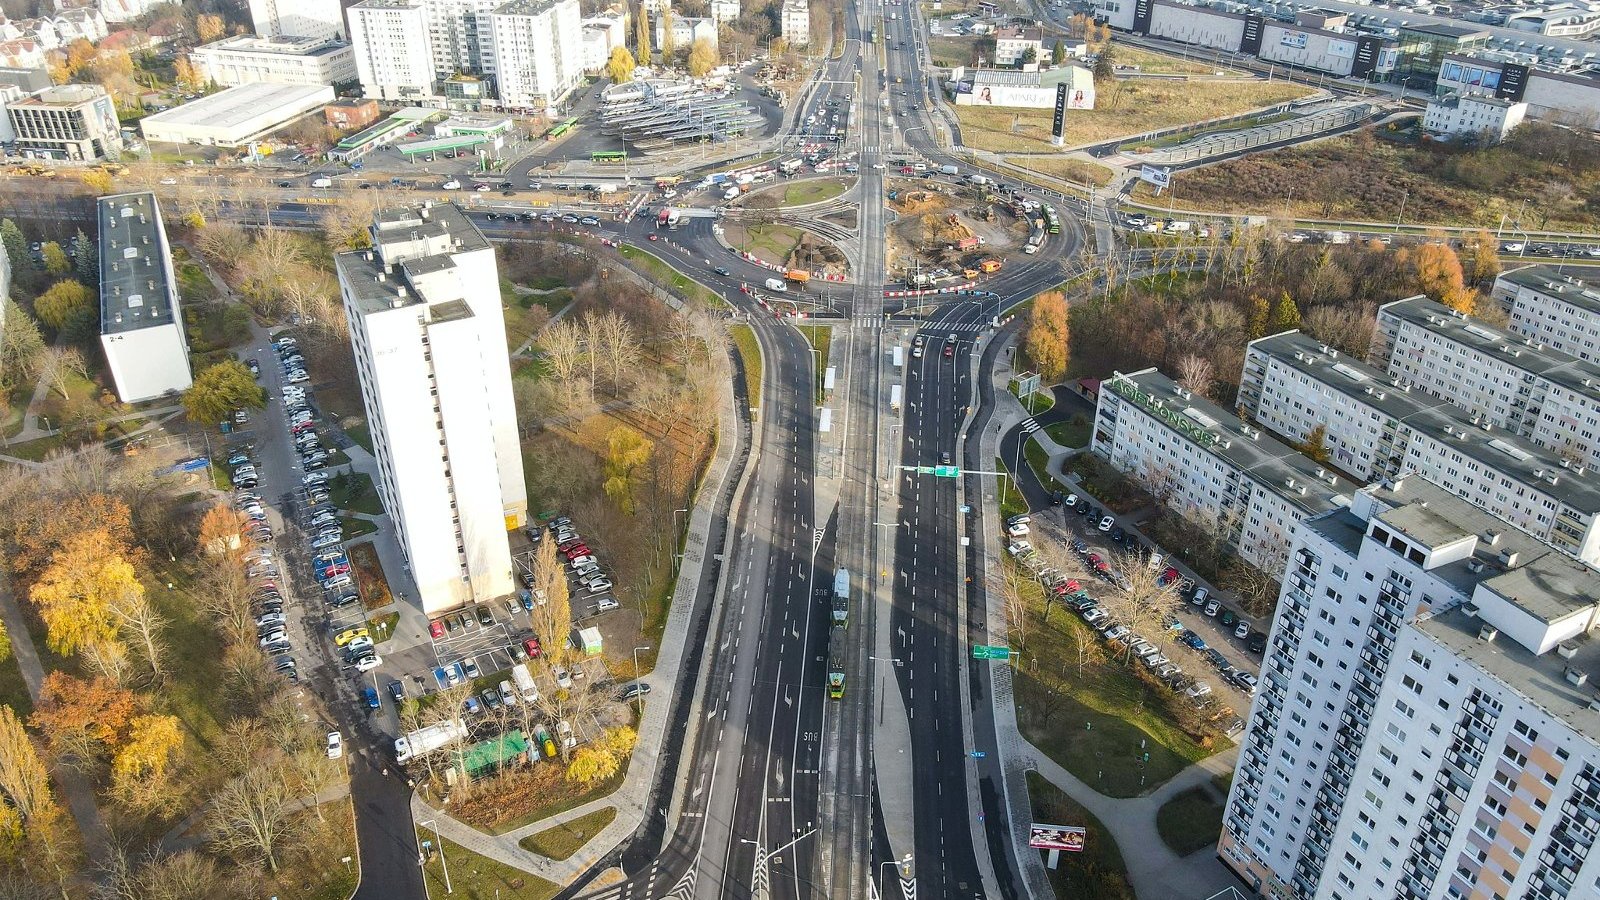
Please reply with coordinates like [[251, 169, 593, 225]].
[[406, 349, 744, 881], [976, 330, 1242, 900]]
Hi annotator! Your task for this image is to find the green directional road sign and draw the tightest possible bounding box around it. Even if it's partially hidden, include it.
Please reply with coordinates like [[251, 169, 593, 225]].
[[933, 465, 960, 477], [916, 466, 935, 474], [972, 644, 1012, 660]]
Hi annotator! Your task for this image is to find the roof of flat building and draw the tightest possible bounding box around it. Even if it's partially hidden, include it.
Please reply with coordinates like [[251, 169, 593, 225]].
[[13, 82, 105, 107], [139, 82, 334, 132], [339, 202, 488, 316], [97, 192, 178, 336], [1366, 477, 1600, 622], [1496, 265, 1600, 316], [1414, 606, 1600, 736], [1251, 331, 1600, 515], [1402, 21, 1492, 39], [1378, 295, 1600, 403], [1105, 367, 1356, 516]]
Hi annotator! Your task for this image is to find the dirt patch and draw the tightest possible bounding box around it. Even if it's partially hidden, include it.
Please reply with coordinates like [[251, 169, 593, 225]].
[[884, 179, 1027, 277], [822, 209, 857, 230], [788, 232, 849, 276]]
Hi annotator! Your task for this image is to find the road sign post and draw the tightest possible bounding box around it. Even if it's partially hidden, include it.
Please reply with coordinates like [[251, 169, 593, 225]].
[[971, 645, 1012, 660]]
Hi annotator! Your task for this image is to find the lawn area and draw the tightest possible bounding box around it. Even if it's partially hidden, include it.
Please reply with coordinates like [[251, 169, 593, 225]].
[[618, 244, 725, 308], [730, 324, 762, 409], [929, 34, 978, 68], [1156, 785, 1226, 857], [344, 421, 373, 454], [1153, 126, 1600, 229], [1010, 558, 1227, 797], [1003, 156, 1115, 188], [1045, 416, 1092, 449], [0, 649, 30, 718], [780, 177, 849, 206], [1023, 437, 1055, 491], [994, 459, 1029, 521], [721, 222, 805, 265], [475, 763, 628, 836], [518, 807, 617, 860], [421, 835, 561, 900], [1063, 453, 1148, 515], [366, 611, 400, 643], [1116, 44, 1239, 76], [1010, 380, 1055, 415], [175, 260, 219, 304], [328, 471, 383, 515], [1026, 772, 1135, 900], [957, 80, 1314, 150], [800, 322, 831, 403]]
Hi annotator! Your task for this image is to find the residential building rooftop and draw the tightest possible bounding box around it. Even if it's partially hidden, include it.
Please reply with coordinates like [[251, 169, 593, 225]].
[[1380, 295, 1600, 405], [97, 192, 177, 336], [1108, 367, 1358, 515], [1497, 264, 1600, 316]]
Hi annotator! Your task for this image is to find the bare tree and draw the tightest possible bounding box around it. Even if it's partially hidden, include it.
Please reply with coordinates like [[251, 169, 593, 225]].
[[594, 310, 638, 392], [32, 346, 85, 400], [1304, 304, 1376, 359], [208, 763, 294, 874], [540, 318, 587, 390], [197, 562, 256, 648], [1175, 353, 1216, 401], [1098, 550, 1185, 660], [111, 593, 167, 685]]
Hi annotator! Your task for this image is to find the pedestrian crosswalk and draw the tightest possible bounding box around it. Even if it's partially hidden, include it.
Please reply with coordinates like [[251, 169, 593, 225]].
[[853, 313, 888, 327], [1020, 418, 1041, 434]]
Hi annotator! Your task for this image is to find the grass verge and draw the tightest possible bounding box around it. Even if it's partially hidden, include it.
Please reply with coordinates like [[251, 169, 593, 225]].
[[1155, 786, 1226, 857], [1023, 437, 1054, 491], [1003, 156, 1115, 188], [366, 611, 400, 644], [729, 324, 762, 410], [1025, 772, 1135, 900], [721, 222, 804, 264], [1045, 417, 1090, 449], [800, 323, 831, 403], [421, 834, 561, 900], [618, 244, 726, 308], [956, 80, 1313, 151], [481, 763, 628, 835], [328, 471, 382, 515], [518, 806, 617, 861], [994, 459, 1029, 521], [782, 178, 849, 206]]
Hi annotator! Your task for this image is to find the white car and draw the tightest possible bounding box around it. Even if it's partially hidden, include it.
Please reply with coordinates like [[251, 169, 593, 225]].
[[554, 666, 574, 689], [1007, 522, 1030, 537], [353, 654, 382, 673], [1006, 541, 1032, 557], [1501, 242, 1524, 253], [159, 177, 178, 185], [1097, 516, 1115, 532], [441, 180, 461, 190], [326, 731, 343, 759], [595, 596, 620, 612], [1184, 681, 1213, 699]]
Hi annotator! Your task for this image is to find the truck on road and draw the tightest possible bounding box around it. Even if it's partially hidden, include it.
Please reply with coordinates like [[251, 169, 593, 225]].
[[939, 164, 959, 176], [764, 277, 788, 292], [890, 383, 903, 412], [311, 177, 332, 188], [394, 719, 467, 763], [784, 269, 811, 283]]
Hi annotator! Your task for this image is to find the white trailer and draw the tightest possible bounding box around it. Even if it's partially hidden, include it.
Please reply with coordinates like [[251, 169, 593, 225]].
[[892, 346, 904, 370], [394, 719, 467, 762], [890, 384, 903, 412]]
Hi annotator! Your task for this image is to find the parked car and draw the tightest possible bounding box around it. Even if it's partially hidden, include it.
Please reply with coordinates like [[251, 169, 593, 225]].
[[1246, 631, 1268, 654], [1097, 516, 1114, 532], [1235, 621, 1251, 639], [326, 731, 343, 759], [554, 666, 573, 689]]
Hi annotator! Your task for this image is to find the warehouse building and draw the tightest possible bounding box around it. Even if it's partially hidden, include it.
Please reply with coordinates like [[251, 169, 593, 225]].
[[139, 83, 335, 146], [97, 193, 192, 403]]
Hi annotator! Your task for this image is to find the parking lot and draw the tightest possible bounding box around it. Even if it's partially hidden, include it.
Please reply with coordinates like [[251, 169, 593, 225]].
[[1004, 491, 1262, 724]]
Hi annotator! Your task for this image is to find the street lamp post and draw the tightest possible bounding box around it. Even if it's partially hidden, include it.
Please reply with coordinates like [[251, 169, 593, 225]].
[[418, 818, 452, 894]]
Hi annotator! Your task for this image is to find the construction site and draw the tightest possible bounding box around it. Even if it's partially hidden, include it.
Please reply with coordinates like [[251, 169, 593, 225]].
[[883, 177, 1034, 287]]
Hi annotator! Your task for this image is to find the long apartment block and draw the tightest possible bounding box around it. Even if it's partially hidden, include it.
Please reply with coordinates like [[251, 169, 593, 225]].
[[1492, 266, 1600, 365], [1242, 330, 1600, 568], [1091, 368, 1358, 570], [1222, 476, 1600, 900], [1372, 295, 1600, 472]]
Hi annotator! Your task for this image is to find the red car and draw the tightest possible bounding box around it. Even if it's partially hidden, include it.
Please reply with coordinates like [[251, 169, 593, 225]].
[[943, 343, 955, 358], [523, 637, 542, 658], [557, 538, 585, 550], [647, 233, 659, 241], [1086, 553, 1102, 567], [1161, 566, 1180, 585], [564, 545, 592, 559], [321, 562, 351, 578], [430, 620, 445, 639]]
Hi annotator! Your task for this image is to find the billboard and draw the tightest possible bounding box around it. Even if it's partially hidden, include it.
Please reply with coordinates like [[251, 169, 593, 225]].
[[966, 82, 1090, 110], [1138, 165, 1171, 189], [1052, 83, 1067, 139], [1029, 824, 1087, 852]]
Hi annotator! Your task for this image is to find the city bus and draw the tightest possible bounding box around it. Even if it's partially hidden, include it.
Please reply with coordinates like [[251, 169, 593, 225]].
[[548, 118, 577, 139], [592, 150, 627, 162], [827, 631, 845, 699]]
